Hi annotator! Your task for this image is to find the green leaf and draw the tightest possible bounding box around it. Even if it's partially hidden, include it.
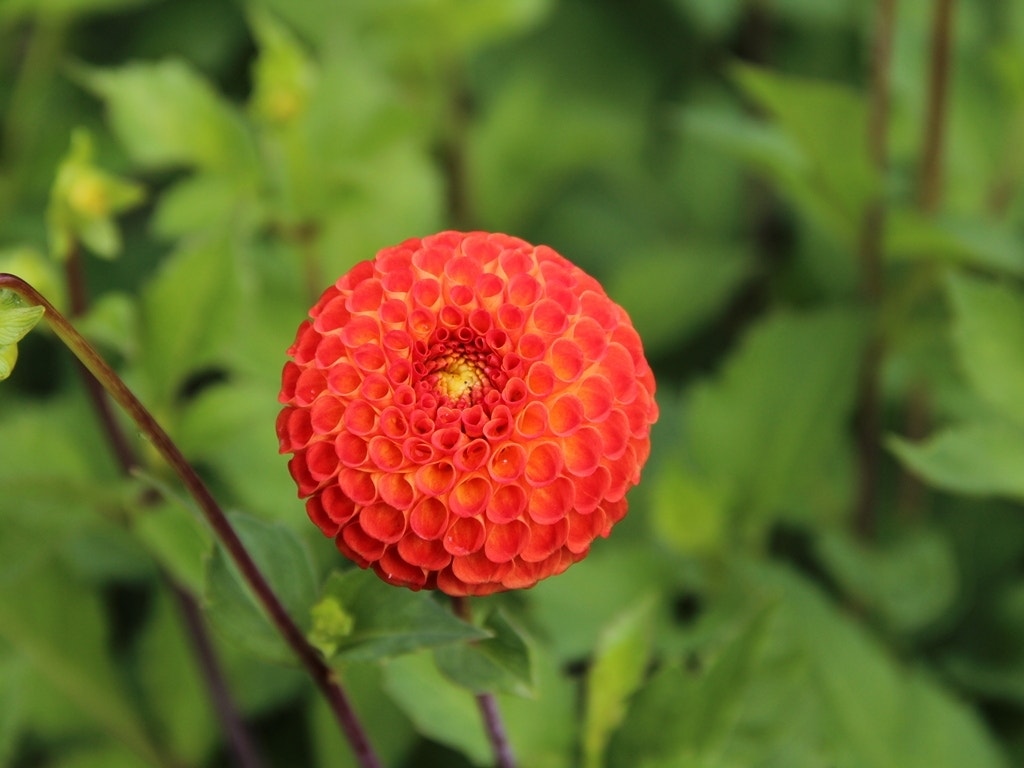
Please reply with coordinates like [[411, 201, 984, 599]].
[[381, 650, 492, 766], [135, 590, 217, 765], [0, 654, 25, 766], [687, 308, 865, 530], [729, 64, 877, 240], [649, 458, 727, 556], [132, 495, 212, 594], [75, 60, 258, 176], [0, 288, 45, 381], [310, 661, 417, 768], [816, 528, 958, 635], [0, 562, 161, 764], [136, 232, 241, 407], [204, 511, 318, 664], [582, 598, 657, 768], [0, 0, 155, 21], [151, 172, 246, 240], [311, 569, 485, 662], [605, 241, 749, 356], [889, 420, 1024, 501], [434, 609, 533, 697], [947, 272, 1024, 425], [608, 604, 773, 767], [886, 210, 1024, 276], [50, 746, 153, 768], [495, 641, 577, 768], [723, 561, 1007, 768]]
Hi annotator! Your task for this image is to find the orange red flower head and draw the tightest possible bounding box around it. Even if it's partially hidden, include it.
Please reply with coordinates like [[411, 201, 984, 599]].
[[277, 231, 658, 596]]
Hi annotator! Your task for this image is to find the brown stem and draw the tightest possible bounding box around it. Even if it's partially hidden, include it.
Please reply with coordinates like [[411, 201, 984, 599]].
[[918, 0, 956, 213], [853, 0, 897, 540], [439, 67, 474, 230], [0, 273, 383, 768], [451, 597, 517, 768], [61, 249, 265, 768]]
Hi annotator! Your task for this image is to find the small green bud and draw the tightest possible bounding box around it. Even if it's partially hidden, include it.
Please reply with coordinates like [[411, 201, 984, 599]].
[[48, 129, 145, 260], [308, 595, 355, 659]]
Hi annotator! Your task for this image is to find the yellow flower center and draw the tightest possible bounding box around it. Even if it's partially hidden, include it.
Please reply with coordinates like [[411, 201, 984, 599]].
[[436, 356, 485, 402]]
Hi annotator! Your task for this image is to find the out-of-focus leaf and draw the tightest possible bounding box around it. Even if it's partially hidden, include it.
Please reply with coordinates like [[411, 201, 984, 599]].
[[135, 591, 217, 766], [131, 496, 211, 594], [151, 174, 245, 240], [204, 511, 318, 664], [886, 210, 1024, 276], [76, 291, 137, 359], [650, 457, 727, 556], [497, 640, 577, 768], [529, 543, 673, 662], [0, 654, 25, 766], [310, 660, 417, 768], [0, 248, 64, 311], [136, 232, 241, 407], [729, 65, 877, 240], [0, 563, 161, 764], [606, 241, 748, 356], [608, 603, 773, 767], [687, 308, 865, 530], [75, 60, 258, 176], [435, 609, 533, 696], [582, 598, 656, 768], [49, 746, 153, 768], [670, 0, 743, 35], [946, 272, 1024, 426], [816, 528, 958, 635], [311, 569, 485, 662], [381, 650, 492, 766], [0, 0, 155, 21], [889, 421, 1024, 501]]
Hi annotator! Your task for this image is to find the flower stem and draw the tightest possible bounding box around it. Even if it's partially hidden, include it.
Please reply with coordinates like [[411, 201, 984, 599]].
[[853, 0, 896, 541], [61, 247, 265, 768], [451, 597, 517, 768], [0, 273, 383, 768], [918, 0, 956, 213]]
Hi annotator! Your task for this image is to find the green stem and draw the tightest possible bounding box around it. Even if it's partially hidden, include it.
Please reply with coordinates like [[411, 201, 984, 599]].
[[0, 273, 383, 768]]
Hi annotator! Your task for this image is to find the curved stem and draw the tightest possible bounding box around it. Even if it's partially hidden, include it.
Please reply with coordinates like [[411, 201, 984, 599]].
[[0, 273, 383, 768], [451, 597, 517, 768], [62, 248, 265, 768]]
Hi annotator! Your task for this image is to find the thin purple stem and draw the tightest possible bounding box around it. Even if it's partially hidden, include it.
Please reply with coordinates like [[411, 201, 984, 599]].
[[853, 0, 897, 541], [169, 584, 268, 768], [919, 0, 956, 213], [0, 273, 383, 768], [451, 596, 517, 768]]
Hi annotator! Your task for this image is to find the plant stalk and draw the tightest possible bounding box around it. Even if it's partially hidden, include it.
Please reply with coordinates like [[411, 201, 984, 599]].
[[853, 0, 897, 541], [62, 248, 265, 768], [451, 596, 517, 768], [0, 273, 383, 768]]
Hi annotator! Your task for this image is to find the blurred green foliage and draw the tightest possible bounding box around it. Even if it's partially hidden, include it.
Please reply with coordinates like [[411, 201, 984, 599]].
[[3, 0, 1024, 766]]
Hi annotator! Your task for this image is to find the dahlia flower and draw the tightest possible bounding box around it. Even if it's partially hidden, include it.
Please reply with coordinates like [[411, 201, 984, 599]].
[[277, 231, 657, 596]]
